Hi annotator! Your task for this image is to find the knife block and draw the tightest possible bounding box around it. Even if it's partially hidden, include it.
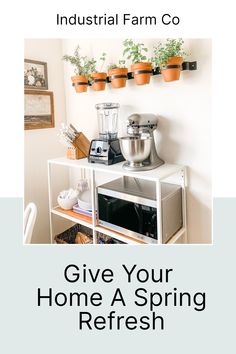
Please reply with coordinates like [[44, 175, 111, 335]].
[[67, 132, 90, 160], [67, 147, 85, 160]]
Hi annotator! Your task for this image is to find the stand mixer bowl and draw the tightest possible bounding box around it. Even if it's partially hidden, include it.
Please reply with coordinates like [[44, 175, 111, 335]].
[[119, 136, 152, 167]]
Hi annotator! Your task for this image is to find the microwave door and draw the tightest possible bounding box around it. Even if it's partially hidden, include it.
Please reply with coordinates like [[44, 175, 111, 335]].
[[134, 203, 144, 234], [151, 213, 157, 238], [103, 196, 117, 221]]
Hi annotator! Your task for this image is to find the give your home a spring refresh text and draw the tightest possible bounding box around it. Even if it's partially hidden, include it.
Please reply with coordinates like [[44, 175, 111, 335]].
[[37, 264, 206, 332]]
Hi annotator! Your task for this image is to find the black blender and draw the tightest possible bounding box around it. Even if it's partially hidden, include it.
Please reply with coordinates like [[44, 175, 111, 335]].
[[88, 103, 124, 165]]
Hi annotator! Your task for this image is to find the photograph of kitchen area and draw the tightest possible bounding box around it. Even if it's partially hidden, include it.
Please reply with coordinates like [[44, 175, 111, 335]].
[[24, 38, 211, 245]]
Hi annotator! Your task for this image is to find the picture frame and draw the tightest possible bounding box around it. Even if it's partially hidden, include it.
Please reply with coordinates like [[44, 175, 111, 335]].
[[24, 59, 48, 90], [24, 90, 54, 130]]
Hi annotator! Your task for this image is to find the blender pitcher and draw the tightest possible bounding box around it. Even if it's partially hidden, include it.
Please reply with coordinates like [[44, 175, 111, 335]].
[[95, 103, 120, 140]]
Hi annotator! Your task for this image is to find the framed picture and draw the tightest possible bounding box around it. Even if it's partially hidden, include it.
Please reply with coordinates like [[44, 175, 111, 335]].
[[24, 90, 54, 130], [24, 59, 48, 90]]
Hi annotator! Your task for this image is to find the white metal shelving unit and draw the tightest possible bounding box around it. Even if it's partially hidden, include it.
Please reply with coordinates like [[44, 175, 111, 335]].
[[48, 157, 187, 245]]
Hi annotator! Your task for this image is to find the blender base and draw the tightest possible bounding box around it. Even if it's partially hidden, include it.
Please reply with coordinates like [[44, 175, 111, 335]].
[[88, 138, 125, 165]]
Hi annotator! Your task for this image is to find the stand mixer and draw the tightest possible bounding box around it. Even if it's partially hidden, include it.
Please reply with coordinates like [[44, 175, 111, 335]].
[[119, 113, 164, 171]]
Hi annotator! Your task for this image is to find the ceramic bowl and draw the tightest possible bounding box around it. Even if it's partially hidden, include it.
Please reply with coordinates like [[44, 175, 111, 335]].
[[78, 190, 92, 210], [57, 196, 78, 210]]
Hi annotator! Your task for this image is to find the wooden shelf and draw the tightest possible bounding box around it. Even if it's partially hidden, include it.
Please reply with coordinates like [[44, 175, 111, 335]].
[[96, 225, 186, 245], [96, 225, 147, 245], [51, 208, 185, 245], [52, 207, 93, 228]]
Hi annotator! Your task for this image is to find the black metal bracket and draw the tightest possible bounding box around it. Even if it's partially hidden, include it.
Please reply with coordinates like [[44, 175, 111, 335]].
[[93, 79, 107, 83], [182, 61, 197, 71], [72, 82, 88, 86]]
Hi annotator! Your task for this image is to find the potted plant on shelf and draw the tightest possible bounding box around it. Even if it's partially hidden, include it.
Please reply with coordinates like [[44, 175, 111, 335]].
[[123, 39, 152, 85], [152, 38, 188, 82], [107, 60, 128, 89], [62, 45, 96, 93], [91, 52, 107, 91]]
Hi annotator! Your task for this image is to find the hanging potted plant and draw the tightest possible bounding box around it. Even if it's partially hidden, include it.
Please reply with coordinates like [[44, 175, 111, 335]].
[[152, 38, 188, 82], [107, 60, 128, 89], [91, 52, 107, 91], [62, 46, 96, 93], [123, 39, 152, 85]]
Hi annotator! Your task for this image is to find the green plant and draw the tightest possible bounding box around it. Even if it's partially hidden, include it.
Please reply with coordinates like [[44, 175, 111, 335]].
[[151, 38, 188, 69], [107, 60, 126, 70], [62, 45, 96, 81], [123, 39, 148, 63], [97, 52, 106, 72]]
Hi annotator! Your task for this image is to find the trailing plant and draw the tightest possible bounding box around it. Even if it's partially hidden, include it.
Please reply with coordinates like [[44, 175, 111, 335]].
[[107, 60, 126, 71], [123, 39, 148, 63], [151, 38, 188, 69], [62, 45, 96, 82]]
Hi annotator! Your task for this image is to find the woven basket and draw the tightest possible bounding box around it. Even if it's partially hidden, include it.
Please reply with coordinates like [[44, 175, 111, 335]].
[[55, 224, 92, 244]]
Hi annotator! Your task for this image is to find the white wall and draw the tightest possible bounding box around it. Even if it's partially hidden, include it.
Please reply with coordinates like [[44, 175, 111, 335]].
[[62, 38, 211, 244], [24, 39, 67, 244]]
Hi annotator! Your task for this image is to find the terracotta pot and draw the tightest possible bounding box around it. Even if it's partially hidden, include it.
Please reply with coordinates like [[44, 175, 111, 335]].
[[108, 68, 128, 88], [91, 72, 107, 91], [161, 56, 183, 82], [131, 62, 152, 85], [71, 75, 88, 93]]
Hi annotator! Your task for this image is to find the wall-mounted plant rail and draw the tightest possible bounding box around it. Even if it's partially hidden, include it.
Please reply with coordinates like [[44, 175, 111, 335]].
[[72, 61, 197, 89], [104, 61, 197, 84], [84, 61, 197, 86]]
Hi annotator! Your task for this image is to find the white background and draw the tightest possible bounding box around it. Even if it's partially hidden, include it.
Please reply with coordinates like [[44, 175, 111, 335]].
[[0, 0, 235, 197], [0, 2, 235, 352]]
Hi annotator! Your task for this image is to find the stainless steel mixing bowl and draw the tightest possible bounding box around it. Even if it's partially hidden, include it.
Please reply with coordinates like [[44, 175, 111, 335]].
[[119, 136, 152, 167]]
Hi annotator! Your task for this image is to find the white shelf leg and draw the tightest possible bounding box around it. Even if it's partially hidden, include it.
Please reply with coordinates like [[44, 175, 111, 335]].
[[156, 180, 162, 244], [47, 161, 54, 244], [90, 169, 97, 244], [181, 167, 188, 243]]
